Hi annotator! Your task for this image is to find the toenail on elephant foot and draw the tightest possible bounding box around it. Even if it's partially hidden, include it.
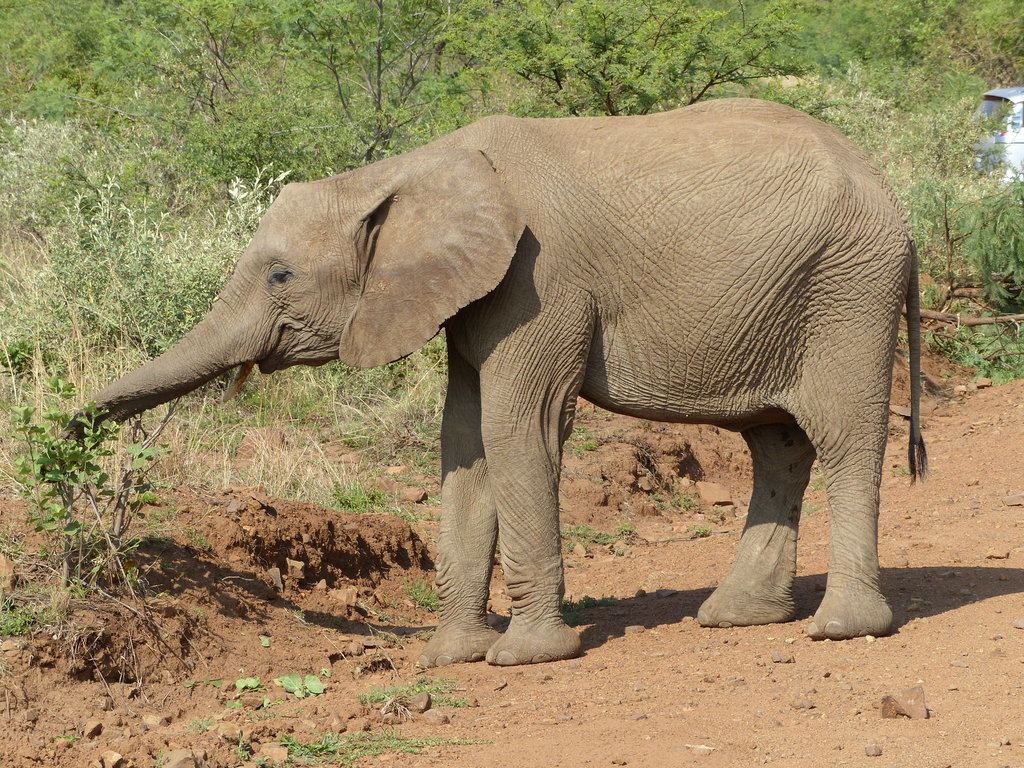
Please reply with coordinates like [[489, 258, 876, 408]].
[[417, 627, 500, 668], [484, 623, 580, 666], [806, 585, 892, 640], [697, 586, 796, 628]]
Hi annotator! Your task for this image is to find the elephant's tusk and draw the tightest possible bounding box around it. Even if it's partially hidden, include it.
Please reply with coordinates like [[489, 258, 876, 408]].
[[222, 361, 255, 402]]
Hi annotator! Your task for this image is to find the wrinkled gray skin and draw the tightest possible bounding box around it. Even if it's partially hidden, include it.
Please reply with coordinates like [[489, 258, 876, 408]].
[[91, 98, 926, 667]]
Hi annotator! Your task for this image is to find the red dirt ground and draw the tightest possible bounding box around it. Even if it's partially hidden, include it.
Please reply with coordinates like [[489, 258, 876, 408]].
[[3, 351, 1024, 768]]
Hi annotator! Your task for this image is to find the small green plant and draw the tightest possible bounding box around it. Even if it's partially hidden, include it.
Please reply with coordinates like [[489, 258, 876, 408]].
[[52, 733, 81, 743], [561, 595, 618, 627], [566, 425, 600, 457], [187, 719, 214, 733], [280, 729, 475, 765], [274, 673, 326, 698], [613, 521, 637, 539], [561, 524, 617, 551], [0, 599, 50, 636], [405, 579, 439, 612], [357, 677, 466, 708], [331, 482, 392, 513], [10, 377, 169, 592], [690, 524, 713, 539], [235, 677, 264, 692]]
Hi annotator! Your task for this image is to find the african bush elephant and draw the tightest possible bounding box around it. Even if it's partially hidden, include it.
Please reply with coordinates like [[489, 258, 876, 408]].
[[89, 98, 926, 667]]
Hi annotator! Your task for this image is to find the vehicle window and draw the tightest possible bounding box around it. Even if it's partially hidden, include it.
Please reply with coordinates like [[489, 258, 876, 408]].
[[1010, 104, 1024, 134], [979, 95, 1010, 117]]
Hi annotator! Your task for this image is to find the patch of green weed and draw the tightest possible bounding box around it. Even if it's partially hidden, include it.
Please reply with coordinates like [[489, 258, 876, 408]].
[[690, 524, 712, 539], [357, 677, 466, 708], [561, 524, 617, 550], [405, 579, 439, 612], [280, 729, 477, 765], [562, 595, 618, 626]]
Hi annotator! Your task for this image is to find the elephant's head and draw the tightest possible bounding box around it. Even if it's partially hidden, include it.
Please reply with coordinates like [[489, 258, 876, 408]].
[[91, 148, 523, 421]]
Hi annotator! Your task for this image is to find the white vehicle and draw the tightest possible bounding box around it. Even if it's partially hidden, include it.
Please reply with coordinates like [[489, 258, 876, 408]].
[[975, 86, 1024, 180]]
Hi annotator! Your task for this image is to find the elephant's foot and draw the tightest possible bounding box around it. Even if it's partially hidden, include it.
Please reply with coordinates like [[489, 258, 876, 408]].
[[806, 581, 892, 640], [417, 625, 500, 668], [484, 621, 580, 666], [697, 582, 796, 628]]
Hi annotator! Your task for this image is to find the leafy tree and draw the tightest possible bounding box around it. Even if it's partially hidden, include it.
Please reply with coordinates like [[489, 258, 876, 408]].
[[448, 0, 806, 117]]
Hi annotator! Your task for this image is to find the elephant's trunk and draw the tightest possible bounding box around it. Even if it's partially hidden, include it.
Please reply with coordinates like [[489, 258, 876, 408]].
[[92, 286, 263, 422]]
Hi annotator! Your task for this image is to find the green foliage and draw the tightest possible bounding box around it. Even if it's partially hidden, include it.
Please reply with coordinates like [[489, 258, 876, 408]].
[[357, 676, 466, 708], [280, 729, 475, 765], [926, 324, 1024, 383], [11, 377, 162, 590], [330, 482, 392, 513], [561, 524, 617, 550], [235, 677, 265, 692], [959, 181, 1024, 311], [405, 579, 440, 612], [274, 672, 326, 698], [691, 524, 713, 538], [561, 595, 618, 626], [450, 0, 806, 117], [0, 599, 51, 636]]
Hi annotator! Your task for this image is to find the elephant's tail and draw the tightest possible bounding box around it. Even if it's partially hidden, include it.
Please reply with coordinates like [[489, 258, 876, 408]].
[[907, 243, 928, 482]]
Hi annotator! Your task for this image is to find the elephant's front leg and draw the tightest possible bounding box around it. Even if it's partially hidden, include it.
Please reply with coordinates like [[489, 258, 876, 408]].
[[418, 350, 501, 668], [479, 373, 583, 666]]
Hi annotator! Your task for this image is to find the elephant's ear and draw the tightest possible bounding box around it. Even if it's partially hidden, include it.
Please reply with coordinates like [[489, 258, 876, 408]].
[[338, 149, 523, 367]]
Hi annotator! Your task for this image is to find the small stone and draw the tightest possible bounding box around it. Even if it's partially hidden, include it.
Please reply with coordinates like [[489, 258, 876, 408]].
[[422, 709, 450, 725], [624, 625, 645, 634], [100, 751, 125, 768], [685, 744, 715, 756], [344, 640, 365, 657], [894, 556, 910, 568], [879, 685, 928, 719], [330, 586, 360, 611], [0, 554, 15, 596], [385, 465, 407, 476], [408, 692, 432, 713], [215, 721, 242, 741], [22, 708, 38, 724], [976, 377, 993, 388], [162, 750, 200, 768], [695, 481, 732, 506], [141, 713, 170, 729], [83, 721, 103, 738], [239, 695, 264, 709], [314, 579, 328, 591], [771, 652, 795, 664], [285, 558, 306, 580], [953, 384, 968, 395], [348, 717, 371, 732], [865, 635, 876, 643], [1012, 618, 1024, 630], [1004, 494, 1024, 507], [865, 744, 883, 757], [791, 698, 816, 710], [950, 660, 969, 667], [572, 543, 587, 558], [986, 550, 1011, 560], [493, 679, 508, 691], [260, 744, 290, 763], [399, 486, 429, 504], [266, 567, 284, 592]]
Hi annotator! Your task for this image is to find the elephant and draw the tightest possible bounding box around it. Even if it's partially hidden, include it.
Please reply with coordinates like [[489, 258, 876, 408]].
[[88, 97, 926, 668]]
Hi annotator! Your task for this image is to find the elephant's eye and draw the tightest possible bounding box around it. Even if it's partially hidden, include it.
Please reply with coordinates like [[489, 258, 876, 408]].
[[268, 267, 294, 286]]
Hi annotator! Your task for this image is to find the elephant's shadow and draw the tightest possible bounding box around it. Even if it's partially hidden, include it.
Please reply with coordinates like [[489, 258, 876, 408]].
[[575, 566, 1024, 651]]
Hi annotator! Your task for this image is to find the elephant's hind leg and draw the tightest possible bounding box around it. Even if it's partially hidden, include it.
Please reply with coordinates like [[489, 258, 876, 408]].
[[698, 423, 815, 628], [418, 349, 500, 668]]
